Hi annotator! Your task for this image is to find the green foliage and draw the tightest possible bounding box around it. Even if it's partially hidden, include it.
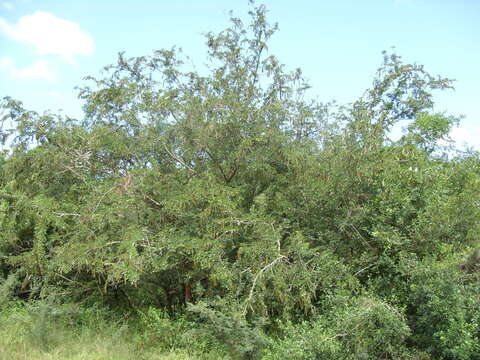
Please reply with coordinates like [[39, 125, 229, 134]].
[[188, 301, 267, 360], [265, 296, 415, 360], [138, 306, 213, 354], [0, 271, 21, 307], [0, 2, 478, 358], [402, 260, 479, 359], [404, 112, 460, 154], [264, 319, 341, 359]]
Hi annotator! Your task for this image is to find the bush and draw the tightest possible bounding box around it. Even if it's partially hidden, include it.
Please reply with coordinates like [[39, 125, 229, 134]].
[[188, 302, 267, 360], [266, 296, 414, 360], [402, 261, 479, 360]]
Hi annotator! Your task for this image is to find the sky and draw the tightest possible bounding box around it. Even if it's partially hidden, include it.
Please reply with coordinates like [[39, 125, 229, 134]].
[[0, 0, 479, 149]]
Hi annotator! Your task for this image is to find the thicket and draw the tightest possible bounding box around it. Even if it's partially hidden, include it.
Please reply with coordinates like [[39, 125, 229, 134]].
[[0, 3, 479, 359]]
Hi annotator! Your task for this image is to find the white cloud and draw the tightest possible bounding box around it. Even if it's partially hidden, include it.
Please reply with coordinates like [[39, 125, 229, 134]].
[[14, 59, 54, 80], [450, 126, 480, 150], [46, 90, 63, 98], [0, 11, 94, 63], [0, 56, 55, 81]]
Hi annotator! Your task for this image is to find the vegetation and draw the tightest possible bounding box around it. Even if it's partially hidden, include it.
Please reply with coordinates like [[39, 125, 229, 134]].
[[1, 3, 479, 359]]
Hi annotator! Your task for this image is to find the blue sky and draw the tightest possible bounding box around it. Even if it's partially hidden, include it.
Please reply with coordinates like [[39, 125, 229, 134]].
[[1, 0, 479, 149]]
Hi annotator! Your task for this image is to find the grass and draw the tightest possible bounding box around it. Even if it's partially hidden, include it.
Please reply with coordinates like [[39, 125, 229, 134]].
[[0, 302, 223, 360], [0, 317, 193, 360]]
